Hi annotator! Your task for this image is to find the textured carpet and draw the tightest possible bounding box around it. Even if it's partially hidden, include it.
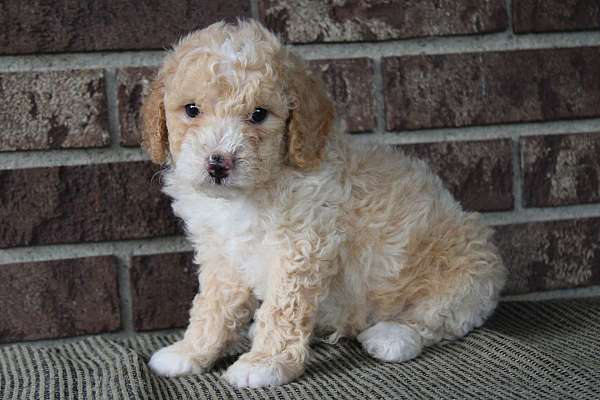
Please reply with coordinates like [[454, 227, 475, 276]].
[[1, 298, 599, 399]]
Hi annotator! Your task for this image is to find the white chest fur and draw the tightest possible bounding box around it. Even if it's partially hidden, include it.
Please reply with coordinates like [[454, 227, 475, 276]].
[[171, 193, 278, 299]]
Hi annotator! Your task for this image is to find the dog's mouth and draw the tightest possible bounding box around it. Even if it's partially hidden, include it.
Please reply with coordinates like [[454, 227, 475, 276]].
[[205, 171, 236, 188], [209, 175, 227, 185], [208, 170, 227, 185], [206, 174, 232, 187]]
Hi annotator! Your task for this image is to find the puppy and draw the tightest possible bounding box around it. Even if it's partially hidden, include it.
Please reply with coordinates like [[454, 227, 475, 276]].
[[142, 20, 506, 388]]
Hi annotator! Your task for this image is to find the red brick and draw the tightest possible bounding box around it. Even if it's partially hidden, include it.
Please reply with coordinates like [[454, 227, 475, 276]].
[[0, 256, 120, 343], [0, 162, 180, 248], [513, 0, 600, 34], [0, 69, 109, 151], [401, 139, 513, 212], [0, 1, 251, 55], [309, 58, 376, 133], [521, 133, 600, 207], [383, 47, 600, 130], [130, 252, 197, 331], [259, 0, 508, 43], [116, 67, 158, 147], [494, 219, 600, 295]]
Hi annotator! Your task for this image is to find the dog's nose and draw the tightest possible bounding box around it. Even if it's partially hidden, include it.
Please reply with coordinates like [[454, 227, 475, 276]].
[[207, 153, 233, 180]]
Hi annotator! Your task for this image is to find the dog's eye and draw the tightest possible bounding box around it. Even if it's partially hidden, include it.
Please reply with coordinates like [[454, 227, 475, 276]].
[[249, 107, 268, 124], [185, 103, 200, 118]]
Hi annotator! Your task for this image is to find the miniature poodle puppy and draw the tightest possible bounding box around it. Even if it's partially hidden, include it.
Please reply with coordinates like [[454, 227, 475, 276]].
[[141, 20, 506, 388]]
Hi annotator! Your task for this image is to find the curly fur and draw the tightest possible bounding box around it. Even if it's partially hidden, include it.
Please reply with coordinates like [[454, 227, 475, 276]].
[[142, 19, 507, 388]]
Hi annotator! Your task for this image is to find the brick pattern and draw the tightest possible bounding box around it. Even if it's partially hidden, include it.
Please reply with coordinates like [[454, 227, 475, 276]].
[[401, 139, 513, 212], [383, 47, 600, 130], [513, 0, 600, 34], [0, 162, 180, 248], [116, 67, 158, 147], [2, 1, 600, 344], [130, 252, 198, 331], [495, 219, 600, 295], [0, 69, 109, 151], [521, 133, 600, 207], [0, 257, 120, 343], [309, 58, 376, 133], [0, 1, 251, 55], [259, 0, 508, 43]]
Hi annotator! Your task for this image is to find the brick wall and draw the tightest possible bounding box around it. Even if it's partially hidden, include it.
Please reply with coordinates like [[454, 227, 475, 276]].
[[1, 0, 600, 344]]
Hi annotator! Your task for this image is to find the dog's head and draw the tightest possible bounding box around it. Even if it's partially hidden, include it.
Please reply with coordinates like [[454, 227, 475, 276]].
[[141, 20, 335, 194]]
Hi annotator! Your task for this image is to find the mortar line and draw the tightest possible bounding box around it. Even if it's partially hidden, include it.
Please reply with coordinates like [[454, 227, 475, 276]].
[[505, 0, 514, 32], [371, 57, 385, 134], [2, 201, 600, 265], [511, 137, 524, 211], [503, 285, 600, 302], [114, 253, 134, 334], [0, 51, 165, 72], [2, 30, 600, 71], [103, 68, 122, 149], [0, 327, 185, 349], [481, 203, 600, 226], [0, 147, 148, 170], [496, 0, 521, 221], [3, 119, 600, 170], [249, 0, 259, 20], [296, 30, 600, 59], [348, 118, 600, 146], [0, 236, 192, 265]]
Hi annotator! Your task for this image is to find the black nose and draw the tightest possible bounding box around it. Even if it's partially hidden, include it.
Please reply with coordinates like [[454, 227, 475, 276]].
[[208, 165, 228, 179], [207, 153, 232, 180], [209, 154, 224, 165]]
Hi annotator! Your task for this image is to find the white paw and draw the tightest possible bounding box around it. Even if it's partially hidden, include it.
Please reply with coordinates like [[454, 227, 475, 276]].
[[357, 321, 423, 362], [223, 359, 284, 388], [148, 342, 204, 377]]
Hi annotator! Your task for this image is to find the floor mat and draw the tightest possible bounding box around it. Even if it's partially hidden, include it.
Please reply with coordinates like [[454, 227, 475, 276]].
[[1, 298, 599, 399]]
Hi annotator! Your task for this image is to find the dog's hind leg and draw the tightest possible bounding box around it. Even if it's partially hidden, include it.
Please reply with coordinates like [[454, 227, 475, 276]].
[[357, 321, 423, 362]]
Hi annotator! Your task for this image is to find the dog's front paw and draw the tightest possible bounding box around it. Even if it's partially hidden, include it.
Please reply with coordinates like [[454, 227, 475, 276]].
[[148, 341, 205, 377], [223, 353, 302, 388]]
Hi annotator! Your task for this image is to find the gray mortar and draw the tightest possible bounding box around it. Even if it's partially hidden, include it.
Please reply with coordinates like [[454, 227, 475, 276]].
[[511, 138, 523, 211], [371, 58, 386, 134], [0, 30, 599, 71], [0, 236, 192, 265], [103, 69, 123, 151], [504, 285, 600, 301], [250, 0, 260, 20]]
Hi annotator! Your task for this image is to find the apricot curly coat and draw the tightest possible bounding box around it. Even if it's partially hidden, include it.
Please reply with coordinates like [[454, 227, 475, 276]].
[[141, 20, 506, 388]]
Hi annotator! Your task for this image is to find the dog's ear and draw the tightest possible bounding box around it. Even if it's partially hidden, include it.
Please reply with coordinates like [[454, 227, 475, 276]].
[[140, 74, 169, 164], [286, 57, 335, 170]]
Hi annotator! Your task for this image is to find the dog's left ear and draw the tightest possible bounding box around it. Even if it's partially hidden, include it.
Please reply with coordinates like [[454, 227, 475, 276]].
[[286, 56, 335, 170]]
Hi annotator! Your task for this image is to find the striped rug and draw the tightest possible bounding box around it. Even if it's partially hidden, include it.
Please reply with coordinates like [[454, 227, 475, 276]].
[[1, 298, 599, 399]]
